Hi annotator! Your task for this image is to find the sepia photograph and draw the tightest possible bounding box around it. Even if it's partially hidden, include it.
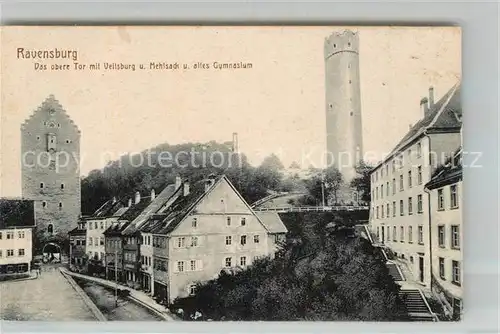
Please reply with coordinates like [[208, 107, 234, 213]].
[[0, 26, 462, 322]]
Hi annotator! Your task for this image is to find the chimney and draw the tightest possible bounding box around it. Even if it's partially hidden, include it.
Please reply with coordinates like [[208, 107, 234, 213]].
[[128, 198, 132, 207], [134, 191, 141, 204], [232, 132, 239, 153], [183, 182, 190, 197], [175, 176, 182, 190], [428, 86, 434, 107], [150, 189, 156, 201], [420, 97, 429, 116]]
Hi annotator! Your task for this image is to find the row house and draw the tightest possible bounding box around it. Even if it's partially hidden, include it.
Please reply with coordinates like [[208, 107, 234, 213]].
[[425, 148, 463, 319], [0, 199, 36, 279], [369, 81, 462, 288], [84, 197, 127, 274], [68, 220, 87, 268]]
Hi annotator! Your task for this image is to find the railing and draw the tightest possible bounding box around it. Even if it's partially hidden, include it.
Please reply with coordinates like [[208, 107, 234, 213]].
[[253, 206, 369, 213]]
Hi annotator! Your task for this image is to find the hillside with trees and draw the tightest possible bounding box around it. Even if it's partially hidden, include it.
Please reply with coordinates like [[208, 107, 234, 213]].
[[169, 212, 408, 321]]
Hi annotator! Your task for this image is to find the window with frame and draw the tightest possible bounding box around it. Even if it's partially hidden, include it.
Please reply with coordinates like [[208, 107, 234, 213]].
[[408, 226, 413, 243], [88, 237, 93, 246], [400, 226, 404, 242], [439, 257, 445, 279], [192, 217, 197, 228], [227, 216, 231, 226], [18, 231, 25, 238], [417, 194, 423, 213], [392, 178, 396, 195], [376, 206, 379, 219], [417, 166, 422, 184], [18, 249, 25, 256], [381, 185, 384, 199], [386, 164, 389, 176], [408, 197, 413, 215], [254, 235, 260, 243], [240, 235, 247, 245], [386, 182, 389, 196], [381, 207, 384, 219], [240, 256, 247, 266], [375, 187, 378, 200], [386, 203, 390, 217], [399, 174, 404, 191], [191, 236, 198, 247], [241, 217, 246, 226], [7, 249, 14, 257], [177, 237, 185, 248], [452, 260, 461, 285], [225, 236, 232, 245], [438, 225, 445, 247], [438, 188, 444, 210], [408, 171, 412, 188], [177, 261, 184, 272], [189, 284, 197, 295], [100, 237, 104, 246], [225, 257, 232, 267], [94, 222, 98, 229], [400, 200, 404, 216], [392, 201, 396, 217], [418, 226, 424, 244], [417, 142, 422, 157], [450, 185, 458, 208], [190, 260, 196, 271], [392, 160, 396, 172], [392, 226, 397, 241], [451, 225, 460, 249], [387, 226, 390, 240]]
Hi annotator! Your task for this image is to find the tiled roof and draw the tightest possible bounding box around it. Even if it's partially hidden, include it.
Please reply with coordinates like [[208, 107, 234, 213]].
[[123, 185, 177, 236], [378, 81, 462, 169], [425, 147, 462, 190], [68, 226, 86, 236], [118, 196, 151, 222], [93, 198, 125, 218], [104, 221, 131, 236], [0, 199, 36, 229], [255, 212, 288, 234], [158, 175, 224, 234]]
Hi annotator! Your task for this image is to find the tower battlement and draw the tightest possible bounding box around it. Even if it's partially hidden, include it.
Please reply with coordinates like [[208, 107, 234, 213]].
[[324, 30, 360, 58]]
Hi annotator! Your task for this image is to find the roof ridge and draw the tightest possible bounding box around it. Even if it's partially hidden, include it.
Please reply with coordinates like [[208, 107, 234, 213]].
[[428, 82, 460, 129]]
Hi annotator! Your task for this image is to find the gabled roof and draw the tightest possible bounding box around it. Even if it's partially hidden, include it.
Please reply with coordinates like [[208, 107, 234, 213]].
[[118, 196, 151, 222], [425, 147, 462, 190], [0, 199, 36, 229], [92, 198, 126, 218], [157, 176, 222, 234], [255, 212, 288, 234], [21, 95, 80, 134], [375, 81, 462, 170]]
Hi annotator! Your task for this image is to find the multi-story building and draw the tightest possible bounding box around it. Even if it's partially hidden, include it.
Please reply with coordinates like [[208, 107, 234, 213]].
[[68, 220, 87, 269], [369, 81, 461, 287], [0, 199, 36, 279], [143, 174, 288, 304], [85, 197, 126, 273], [425, 148, 463, 319], [21, 96, 81, 247]]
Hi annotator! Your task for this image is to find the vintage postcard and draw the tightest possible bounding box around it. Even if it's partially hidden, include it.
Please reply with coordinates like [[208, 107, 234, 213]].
[[0, 26, 461, 322]]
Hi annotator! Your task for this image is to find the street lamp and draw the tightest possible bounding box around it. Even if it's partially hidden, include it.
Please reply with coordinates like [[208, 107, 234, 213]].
[[115, 250, 118, 307]]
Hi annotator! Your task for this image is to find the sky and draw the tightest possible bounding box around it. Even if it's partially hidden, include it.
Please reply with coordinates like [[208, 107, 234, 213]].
[[0, 26, 461, 197]]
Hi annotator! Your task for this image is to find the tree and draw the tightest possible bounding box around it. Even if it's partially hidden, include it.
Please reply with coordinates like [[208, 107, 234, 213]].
[[350, 161, 373, 202], [260, 154, 285, 171], [324, 166, 344, 204]]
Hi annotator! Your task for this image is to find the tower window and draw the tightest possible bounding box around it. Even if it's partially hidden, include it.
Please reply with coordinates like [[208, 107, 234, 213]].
[[57, 123, 61, 128], [61, 183, 65, 190], [333, 44, 337, 48], [350, 112, 353, 116], [42, 201, 47, 208], [40, 182, 44, 189], [36, 136, 41, 141], [348, 42, 351, 47], [329, 104, 333, 108], [59, 202, 63, 209], [47, 224, 54, 234], [66, 140, 71, 143], [349, 80, 352, 84]]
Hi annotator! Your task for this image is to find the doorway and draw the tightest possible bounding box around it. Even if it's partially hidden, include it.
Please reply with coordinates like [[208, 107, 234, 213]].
[[418, 256, 424, 282]]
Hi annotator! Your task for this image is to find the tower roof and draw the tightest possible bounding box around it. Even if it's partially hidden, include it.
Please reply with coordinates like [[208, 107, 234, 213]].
[[21, 95, 81, 134]]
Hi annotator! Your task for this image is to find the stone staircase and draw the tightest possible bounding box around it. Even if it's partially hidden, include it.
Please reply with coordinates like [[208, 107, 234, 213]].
[[399, 289, 437, 322], [387, 262, 404, 281]]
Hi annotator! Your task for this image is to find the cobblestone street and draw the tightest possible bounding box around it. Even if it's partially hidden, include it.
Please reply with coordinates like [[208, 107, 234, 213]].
[[0, 265, 96, 321]]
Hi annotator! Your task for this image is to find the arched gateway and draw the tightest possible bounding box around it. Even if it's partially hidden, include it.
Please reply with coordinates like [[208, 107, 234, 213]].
[[41, 242, 62, 263]]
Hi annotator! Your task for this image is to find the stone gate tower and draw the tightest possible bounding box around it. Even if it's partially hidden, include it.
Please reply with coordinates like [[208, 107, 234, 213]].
[[21, 95, 81, 244], [324, 30, 364, 202]]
